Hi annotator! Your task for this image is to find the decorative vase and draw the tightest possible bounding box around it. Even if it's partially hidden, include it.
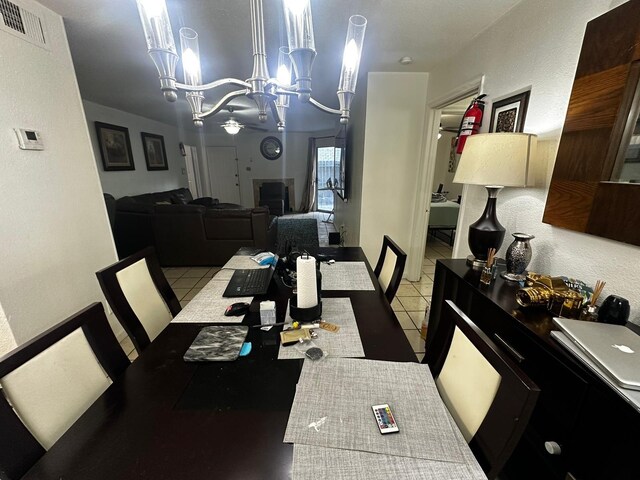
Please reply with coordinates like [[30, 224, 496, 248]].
[[501, 233, 535, 282], [467, 186, 506, 267]]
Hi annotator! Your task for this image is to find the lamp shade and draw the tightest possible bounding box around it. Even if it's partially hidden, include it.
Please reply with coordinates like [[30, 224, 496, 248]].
[[453, 133, 538, 187]]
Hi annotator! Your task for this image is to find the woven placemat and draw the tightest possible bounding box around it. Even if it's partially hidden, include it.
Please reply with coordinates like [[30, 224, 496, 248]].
[[277, 298, 364, 359], [171, 275, 251, 324], [284, 358, 465, 464], [222, 255, 269, 271], [320, 262, 375, 291], [291, 399, 485, 480]]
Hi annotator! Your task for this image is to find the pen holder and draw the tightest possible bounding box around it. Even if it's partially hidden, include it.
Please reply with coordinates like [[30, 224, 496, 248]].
[[290, 296, 323, 323]]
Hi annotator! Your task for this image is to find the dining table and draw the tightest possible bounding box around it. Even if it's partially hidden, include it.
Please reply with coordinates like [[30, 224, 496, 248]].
[[21, 247, 423, 479]]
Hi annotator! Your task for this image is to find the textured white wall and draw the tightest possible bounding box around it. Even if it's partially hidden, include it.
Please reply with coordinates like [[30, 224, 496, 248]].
[[83, 100, 188, 198], [0, 304, 17, 357], [185, 130, 329, 210], [0, 0, 122, 343], [427, 0, 640, 324], [359, 73, 430, 266]]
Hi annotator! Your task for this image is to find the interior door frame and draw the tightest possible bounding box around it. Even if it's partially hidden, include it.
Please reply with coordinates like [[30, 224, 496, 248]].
[[406, 75, 485, 281], [183, 145, 203, 198]]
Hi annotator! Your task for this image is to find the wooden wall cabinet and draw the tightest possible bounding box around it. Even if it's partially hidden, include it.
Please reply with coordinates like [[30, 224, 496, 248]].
[[426, 260, 640, 479]]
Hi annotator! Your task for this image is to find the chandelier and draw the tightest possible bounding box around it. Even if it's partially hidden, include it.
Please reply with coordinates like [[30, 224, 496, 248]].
[[135, 0, 367, 131]]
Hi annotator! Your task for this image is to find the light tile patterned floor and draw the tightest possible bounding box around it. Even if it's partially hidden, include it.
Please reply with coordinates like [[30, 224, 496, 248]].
[[397, 238, 453, 362], [119, 220, 450, 365]]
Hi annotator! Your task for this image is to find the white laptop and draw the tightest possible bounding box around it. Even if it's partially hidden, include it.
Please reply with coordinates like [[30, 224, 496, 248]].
[[553, 318, 640, 391]]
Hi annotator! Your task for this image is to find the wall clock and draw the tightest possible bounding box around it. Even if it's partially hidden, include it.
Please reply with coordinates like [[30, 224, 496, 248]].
[[260, 136, 283, 160]]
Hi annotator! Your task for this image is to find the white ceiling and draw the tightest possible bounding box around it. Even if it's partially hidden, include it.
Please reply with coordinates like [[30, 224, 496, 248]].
[[38, 0, 523, 134]]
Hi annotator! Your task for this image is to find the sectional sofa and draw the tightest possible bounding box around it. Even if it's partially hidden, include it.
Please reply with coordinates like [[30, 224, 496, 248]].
[[112, 188, 271, 266]]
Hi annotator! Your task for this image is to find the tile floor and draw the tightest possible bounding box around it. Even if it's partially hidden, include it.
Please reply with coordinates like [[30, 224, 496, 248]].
[[119, 218, 451, 364], [394, 238, 453, 362]]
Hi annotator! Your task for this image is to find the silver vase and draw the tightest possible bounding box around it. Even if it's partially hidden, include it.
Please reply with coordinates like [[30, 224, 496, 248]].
[[501, 233, 535, 282]]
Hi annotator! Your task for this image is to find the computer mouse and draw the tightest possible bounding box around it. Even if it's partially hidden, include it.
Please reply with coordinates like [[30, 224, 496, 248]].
[[225, 302, 250, 316]]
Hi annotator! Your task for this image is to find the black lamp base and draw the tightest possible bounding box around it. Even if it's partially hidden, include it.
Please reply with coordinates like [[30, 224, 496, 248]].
[[468, 186, 506, 262]]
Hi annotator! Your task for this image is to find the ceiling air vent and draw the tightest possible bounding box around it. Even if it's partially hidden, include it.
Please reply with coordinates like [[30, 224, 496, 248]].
[[0, 0, 48, 49]]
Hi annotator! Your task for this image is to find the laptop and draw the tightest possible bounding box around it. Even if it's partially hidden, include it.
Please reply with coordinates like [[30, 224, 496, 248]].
[[553, 318, 640, 390], [223, 259, 277, 297]]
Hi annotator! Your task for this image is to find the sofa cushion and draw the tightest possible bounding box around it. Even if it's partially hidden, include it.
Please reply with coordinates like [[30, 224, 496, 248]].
[[203, 209, 253, 239], [116, 201, 155, 214], [154, 204, 206, 214]]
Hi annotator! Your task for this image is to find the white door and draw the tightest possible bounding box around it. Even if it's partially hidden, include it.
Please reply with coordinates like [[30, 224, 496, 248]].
[[206, 146, 241, 204], [184, 145, 202, 198]]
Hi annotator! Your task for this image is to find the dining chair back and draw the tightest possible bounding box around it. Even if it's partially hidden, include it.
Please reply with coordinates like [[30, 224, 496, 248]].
[[373, 235, 407, 303], [96, 247, 180, 354], [0, 303, 129, 480], [425, 300, 540, 479]]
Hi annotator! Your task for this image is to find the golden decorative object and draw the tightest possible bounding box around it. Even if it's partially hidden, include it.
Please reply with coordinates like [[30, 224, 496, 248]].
[[516, 273, 584, 318]]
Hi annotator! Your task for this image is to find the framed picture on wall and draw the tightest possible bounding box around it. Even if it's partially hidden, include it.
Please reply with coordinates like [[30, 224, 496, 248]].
[[95, 122, 135, 171], [141, 132, 168, 171], [489, 90, 530, 133]]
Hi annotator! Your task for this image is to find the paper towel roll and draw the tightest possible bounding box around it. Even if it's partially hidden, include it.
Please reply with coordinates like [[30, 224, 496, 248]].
[[296, 255, 318, 308]]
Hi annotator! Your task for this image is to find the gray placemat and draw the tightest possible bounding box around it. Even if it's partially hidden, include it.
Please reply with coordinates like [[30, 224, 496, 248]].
[[320, 262, 375, 291], [291, 399, 485, 480], [183, 326, 248, 362], [277, 298, 365, 359], [171, 275, 252, 324], [284, 358, 465, 464], [222, 255, 269, 270]]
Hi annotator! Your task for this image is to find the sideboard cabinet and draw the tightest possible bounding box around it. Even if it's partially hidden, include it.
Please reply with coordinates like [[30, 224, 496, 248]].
[[425, 259, 640, 480]]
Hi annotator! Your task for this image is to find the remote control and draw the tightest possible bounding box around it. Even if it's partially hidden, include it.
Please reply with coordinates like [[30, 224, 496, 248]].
[[372, 404, 399, 434]]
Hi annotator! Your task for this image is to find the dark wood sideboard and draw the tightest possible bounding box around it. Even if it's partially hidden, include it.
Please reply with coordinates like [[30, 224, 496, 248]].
[[425, 259, 640, 480]]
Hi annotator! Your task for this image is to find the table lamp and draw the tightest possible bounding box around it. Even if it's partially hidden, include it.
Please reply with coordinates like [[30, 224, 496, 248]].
[[453, 133, 538, 267]]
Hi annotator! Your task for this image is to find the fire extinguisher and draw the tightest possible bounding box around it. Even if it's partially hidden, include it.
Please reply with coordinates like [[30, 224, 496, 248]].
[[455, 94, 486, 154]]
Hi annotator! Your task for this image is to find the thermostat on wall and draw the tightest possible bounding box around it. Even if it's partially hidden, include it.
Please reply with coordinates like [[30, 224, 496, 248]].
[[14, 128, 44, 150]]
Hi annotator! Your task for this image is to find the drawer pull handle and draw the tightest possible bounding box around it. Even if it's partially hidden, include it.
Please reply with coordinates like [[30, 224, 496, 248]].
[[493, 334, 525, 363], [545, 441, 562, 455]]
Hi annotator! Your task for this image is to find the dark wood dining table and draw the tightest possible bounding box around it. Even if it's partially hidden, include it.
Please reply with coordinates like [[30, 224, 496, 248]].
[[22, 248, 417, 480]]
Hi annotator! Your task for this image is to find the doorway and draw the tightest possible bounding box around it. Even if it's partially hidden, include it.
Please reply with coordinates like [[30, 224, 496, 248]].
[[425, 94, 475, 258], [205, 146, 241, 204], [406, 75, 485, 281]]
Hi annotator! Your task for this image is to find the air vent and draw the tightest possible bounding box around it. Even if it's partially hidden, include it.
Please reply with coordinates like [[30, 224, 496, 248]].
[[0, 0, 48, 49]]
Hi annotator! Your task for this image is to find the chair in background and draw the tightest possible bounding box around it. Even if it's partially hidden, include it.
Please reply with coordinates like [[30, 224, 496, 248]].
[[373, 235, 407, 303], [96, 247, 181, 354], [425, 300, 540, 479], [0, 303, 129, 480], [259, 182, 288, 216]]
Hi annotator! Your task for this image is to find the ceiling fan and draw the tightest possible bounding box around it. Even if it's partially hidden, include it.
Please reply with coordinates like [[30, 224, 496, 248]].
[[219, 117, 268, 135]]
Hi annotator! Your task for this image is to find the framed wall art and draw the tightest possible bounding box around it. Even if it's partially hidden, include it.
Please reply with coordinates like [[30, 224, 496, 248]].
[[489, 91, 530, 133], [95, 122, 135, 171], [141, 132, 168, 171]]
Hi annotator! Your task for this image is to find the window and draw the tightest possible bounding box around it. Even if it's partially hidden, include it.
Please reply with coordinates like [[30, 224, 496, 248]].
[[316, 145, 336, 212]]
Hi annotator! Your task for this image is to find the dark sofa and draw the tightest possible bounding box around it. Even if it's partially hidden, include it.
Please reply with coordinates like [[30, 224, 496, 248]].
[[113, 188, 270, 266]]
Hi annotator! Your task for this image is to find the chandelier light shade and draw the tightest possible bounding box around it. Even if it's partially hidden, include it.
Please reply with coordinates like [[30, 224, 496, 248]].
[[453, 133, 538, 266], [179, 28, 202, 87], [135, 0, 367, 130], [339, 15, 366, 94]]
